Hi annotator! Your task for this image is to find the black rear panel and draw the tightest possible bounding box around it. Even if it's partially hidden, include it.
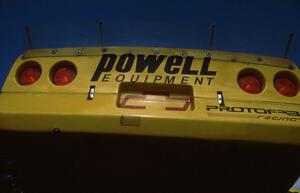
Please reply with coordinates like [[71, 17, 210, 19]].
[[0, 131, 299, 193]]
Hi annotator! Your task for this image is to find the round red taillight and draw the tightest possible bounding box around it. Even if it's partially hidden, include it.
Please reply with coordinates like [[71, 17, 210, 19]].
[[18, 63, 41, 86], [52, 62, 76, 86], [274, 72, 298, 97], [238, 69, 263, 94]]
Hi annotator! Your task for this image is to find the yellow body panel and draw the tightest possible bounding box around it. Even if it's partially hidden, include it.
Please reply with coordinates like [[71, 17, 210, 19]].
[[1, 47, 299, 145]]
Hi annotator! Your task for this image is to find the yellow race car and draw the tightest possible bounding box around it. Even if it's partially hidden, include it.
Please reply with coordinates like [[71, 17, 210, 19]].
[[0, 47, 299, 193]]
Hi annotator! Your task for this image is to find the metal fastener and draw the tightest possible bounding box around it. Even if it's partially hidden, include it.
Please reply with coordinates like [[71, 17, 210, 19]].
[[51, 49, 57, 55], [52, 128, 61, 135], [231, 58, 237, 62], [257, 57, 262, 62], [75, 49, 82, 56]]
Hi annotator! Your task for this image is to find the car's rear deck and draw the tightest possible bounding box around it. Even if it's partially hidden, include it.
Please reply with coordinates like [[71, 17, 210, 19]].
[[1, 47, 300, 193]]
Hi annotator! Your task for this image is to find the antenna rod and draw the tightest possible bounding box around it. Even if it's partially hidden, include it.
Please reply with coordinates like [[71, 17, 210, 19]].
[[284, 33, 294, 58], [25, 25, 33, 49], [209, 24, 216, 50], [99, 20, 104, 47]]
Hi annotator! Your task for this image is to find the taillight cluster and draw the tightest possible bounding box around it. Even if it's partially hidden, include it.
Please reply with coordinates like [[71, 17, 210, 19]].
[[238, 69, 298, 97], [15, 61, 299, 97], [17, 61, 76, 86]]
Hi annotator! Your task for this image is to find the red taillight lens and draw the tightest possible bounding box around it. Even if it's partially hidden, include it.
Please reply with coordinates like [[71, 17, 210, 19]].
[[274, 77, 297, 97], [18, 65, 41, 86], [52, 65, 76, 86], [238, 75, 262, 94]]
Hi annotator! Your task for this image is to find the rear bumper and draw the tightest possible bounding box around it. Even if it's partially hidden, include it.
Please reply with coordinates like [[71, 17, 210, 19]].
[[0, 92, 300, 145], [0, 132, 299, 193]]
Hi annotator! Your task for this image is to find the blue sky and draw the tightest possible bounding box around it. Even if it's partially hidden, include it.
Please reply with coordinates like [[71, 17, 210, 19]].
[[0, 0, 299, 88]]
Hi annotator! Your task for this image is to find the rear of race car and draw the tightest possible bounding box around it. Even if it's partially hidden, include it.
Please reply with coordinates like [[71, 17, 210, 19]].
[[0, 47, 299, 193]]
